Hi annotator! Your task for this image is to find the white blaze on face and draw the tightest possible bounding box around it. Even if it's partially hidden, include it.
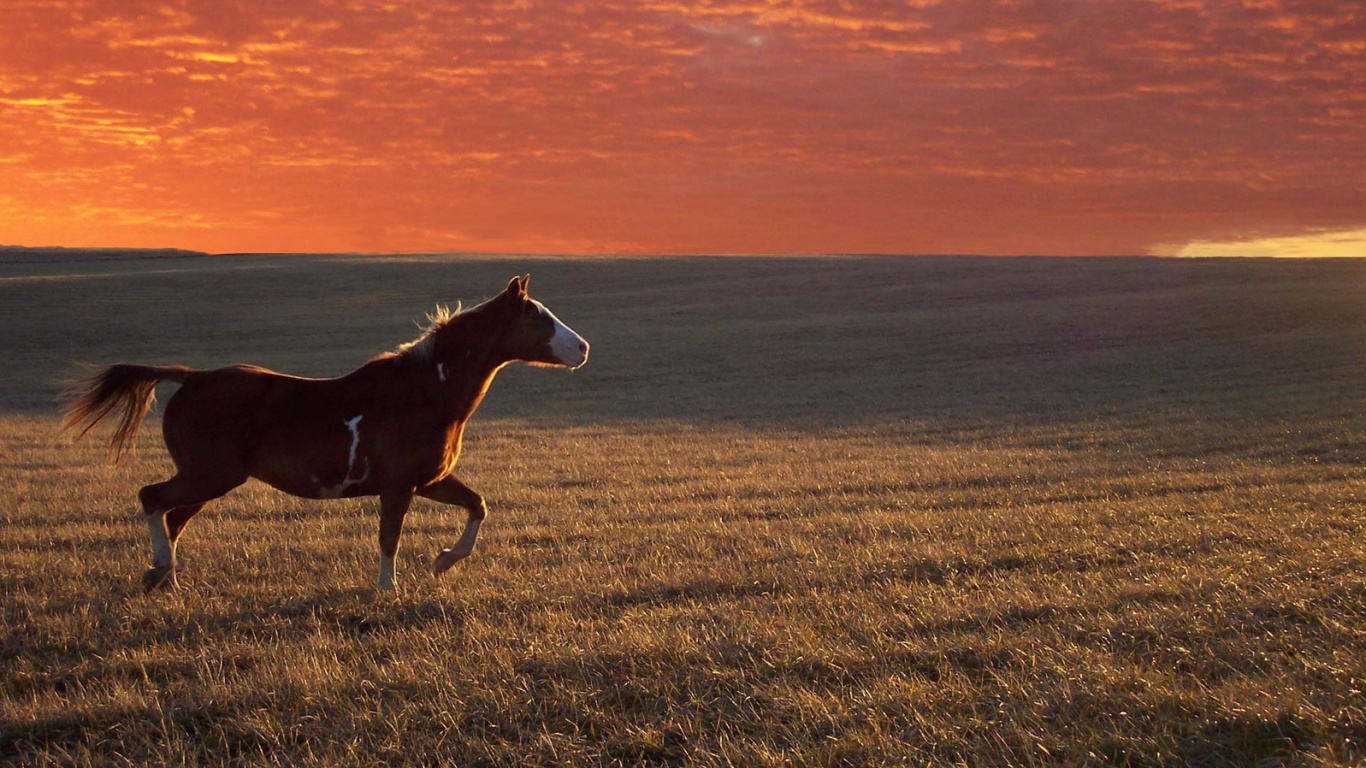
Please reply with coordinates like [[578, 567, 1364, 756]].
[[533, 299, 589, 368]]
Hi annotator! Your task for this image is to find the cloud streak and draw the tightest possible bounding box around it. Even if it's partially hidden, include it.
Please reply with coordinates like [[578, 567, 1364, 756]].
[[1, 0, 1362, 254]]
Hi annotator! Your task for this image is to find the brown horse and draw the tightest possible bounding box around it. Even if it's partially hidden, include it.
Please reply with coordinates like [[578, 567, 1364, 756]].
[[62, 276, 588, 592]]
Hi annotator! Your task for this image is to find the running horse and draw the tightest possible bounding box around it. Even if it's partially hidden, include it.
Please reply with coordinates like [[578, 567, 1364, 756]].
[[62, 276, 589, 593]]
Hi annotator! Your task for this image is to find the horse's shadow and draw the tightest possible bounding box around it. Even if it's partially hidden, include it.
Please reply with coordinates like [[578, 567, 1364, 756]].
[[126, 584, 466, 650]]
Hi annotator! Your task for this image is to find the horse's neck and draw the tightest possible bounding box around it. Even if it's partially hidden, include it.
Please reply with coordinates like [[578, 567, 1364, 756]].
[[405, 316, 510, 425], [442, 361, 502, 424], [425, 331, 508, 424]]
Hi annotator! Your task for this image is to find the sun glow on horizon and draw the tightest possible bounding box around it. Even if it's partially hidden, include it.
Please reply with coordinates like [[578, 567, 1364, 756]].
[[1163, 228, 1366, 259]]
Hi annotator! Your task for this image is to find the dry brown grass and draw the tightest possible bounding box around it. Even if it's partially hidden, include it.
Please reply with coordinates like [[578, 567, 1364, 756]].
[[2, 251, 1364, 765]]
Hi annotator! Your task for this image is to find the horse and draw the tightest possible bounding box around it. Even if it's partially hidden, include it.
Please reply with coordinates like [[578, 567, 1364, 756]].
[[62, 275, 589, 593]]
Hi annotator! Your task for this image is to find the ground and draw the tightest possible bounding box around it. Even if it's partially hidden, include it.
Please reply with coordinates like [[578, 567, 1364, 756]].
[[1, 250, 1364, 765]]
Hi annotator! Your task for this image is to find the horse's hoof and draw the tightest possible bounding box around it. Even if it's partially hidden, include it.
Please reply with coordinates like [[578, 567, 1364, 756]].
[[142, 565, 176, 593], [432, 548, 469, 576]]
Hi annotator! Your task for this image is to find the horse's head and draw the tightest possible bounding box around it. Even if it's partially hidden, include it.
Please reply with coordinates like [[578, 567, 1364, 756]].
[[496, 275, 590, 369]]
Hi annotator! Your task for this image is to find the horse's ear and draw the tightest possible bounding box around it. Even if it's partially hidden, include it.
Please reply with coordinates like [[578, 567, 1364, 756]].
[[521, 274, 531, 293], [506, 275, 525, 297]]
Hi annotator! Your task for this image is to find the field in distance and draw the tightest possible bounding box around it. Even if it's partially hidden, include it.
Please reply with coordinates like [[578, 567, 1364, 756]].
[[1, 251, 1364, 764]]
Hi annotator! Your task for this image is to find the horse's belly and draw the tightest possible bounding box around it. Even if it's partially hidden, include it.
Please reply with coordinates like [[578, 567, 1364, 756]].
[[254, 450, 381, 500], [254, 471, 368, 500], [251, 427, 450, 500]]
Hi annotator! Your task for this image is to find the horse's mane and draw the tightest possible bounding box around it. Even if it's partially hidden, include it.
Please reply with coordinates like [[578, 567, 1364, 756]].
[[395, 302, 462, 360]]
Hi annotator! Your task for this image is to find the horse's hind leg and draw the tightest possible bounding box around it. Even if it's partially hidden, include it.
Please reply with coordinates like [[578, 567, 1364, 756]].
[[166, 503, 206, 544], [138, 475, 241, 592], [157, 503, 208, 588]]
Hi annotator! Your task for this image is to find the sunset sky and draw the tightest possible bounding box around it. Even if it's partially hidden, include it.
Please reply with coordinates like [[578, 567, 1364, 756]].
[[1, 1, 1362, 256]]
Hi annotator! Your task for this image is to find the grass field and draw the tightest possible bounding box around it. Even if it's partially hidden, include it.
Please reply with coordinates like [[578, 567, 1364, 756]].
[[2, 250, 1364, 765]]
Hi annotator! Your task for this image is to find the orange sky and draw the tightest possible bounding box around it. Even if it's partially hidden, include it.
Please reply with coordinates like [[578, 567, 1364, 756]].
[[1, 1, 1363, 255]]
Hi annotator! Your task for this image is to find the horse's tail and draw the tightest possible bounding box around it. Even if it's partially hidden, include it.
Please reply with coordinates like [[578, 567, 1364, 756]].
[[61, 364, 195, 460]]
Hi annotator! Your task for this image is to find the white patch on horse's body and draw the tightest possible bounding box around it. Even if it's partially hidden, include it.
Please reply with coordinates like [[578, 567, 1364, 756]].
[[436, 363, 446, 382], [317, 414, 371, 498], [344, 414, 363, 470], [533, 299, 590, 368]]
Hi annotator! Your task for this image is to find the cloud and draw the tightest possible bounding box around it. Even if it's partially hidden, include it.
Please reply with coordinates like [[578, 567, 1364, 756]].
[[0, 0, 1362, 254]]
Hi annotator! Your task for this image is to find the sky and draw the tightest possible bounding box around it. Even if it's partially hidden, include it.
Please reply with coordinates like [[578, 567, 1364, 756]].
[[1, 0, 1363, 256]]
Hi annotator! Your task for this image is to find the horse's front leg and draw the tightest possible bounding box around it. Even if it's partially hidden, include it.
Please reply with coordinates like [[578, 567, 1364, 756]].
[[377, 490, 414, 592], [417, 476, 487, 576]]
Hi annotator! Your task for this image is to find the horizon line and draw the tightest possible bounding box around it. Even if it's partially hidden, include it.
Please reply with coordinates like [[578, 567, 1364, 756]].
[[5, 244, 1363, 261]]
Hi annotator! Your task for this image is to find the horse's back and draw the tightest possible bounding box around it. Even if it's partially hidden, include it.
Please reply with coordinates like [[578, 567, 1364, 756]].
[[162, 362, 401, 489], [160, 365, 322, 464], [167, 364, 292, 407]]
